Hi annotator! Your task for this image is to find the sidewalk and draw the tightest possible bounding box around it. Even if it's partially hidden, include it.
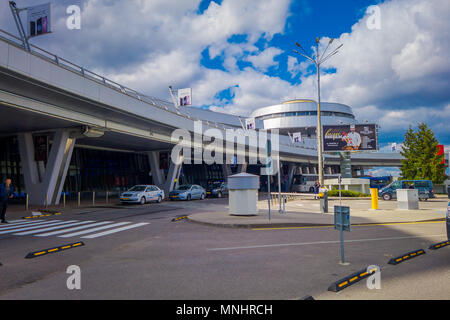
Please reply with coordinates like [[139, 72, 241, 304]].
[[188, 196, 448, 229]]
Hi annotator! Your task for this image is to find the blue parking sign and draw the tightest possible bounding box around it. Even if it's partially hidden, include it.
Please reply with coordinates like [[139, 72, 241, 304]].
[[334, 206, 351, 232]]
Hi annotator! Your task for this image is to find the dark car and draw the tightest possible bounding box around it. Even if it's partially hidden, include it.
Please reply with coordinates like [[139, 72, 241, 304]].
[[379, 180, 435, 201], [206, 182, 228, 198]]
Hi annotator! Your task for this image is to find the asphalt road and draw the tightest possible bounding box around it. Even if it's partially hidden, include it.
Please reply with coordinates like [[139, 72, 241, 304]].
[[0, 197, 448, 300]]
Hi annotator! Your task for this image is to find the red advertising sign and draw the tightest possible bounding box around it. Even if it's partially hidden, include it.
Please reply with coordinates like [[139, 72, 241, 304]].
[[437, 144, 444, 164]]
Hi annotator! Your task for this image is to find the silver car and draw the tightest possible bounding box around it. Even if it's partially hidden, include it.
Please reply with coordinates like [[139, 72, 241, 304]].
[[120, 185, 165, 205]]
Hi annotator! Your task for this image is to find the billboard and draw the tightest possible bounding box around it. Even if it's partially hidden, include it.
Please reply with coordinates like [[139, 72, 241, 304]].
[[178, 88, 192, 106], [27, 3, 52, 38], [323, 124, 378, 152], [437, 144, 444, 164]]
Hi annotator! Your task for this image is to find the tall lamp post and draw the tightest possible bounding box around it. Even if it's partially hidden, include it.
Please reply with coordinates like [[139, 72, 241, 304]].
[[293, 38, 343, 186]]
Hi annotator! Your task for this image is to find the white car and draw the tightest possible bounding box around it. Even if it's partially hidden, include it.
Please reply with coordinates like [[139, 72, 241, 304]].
[[120, 185, 165, 205]]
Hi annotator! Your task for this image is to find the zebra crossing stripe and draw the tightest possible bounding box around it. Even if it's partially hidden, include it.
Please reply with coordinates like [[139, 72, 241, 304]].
[[0, 221, 33, 228], [58, 222, 132, 238], [0, 220, 48, 229], [13, 221, 95, 236], [81, 223, 150, 239], [0, 221, 76, 235], [0, 220, 64, 232], [36, 221, 113, 237]]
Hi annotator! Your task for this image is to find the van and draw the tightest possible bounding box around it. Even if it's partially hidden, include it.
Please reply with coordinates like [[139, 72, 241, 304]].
[[379, 180, 435, 201]]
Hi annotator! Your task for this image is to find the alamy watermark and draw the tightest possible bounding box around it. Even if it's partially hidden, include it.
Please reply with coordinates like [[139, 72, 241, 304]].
[[366, 265, 381, 290], [366, 5, 381, 30], [66, 265, 81, 290], [66, 5, 81, 30]]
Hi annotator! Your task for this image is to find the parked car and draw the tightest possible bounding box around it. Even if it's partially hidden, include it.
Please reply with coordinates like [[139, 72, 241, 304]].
[[206, 182, 228, 198], [120, 185, 165, 204], [379, 180, 435, 201], [169, 184, 206, 201]]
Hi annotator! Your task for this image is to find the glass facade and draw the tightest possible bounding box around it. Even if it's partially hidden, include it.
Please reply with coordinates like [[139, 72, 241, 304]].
[[256, 110, 355, 121], [0, 136, 24, 194], [65, 148, 151, 192], [0, 137, 152, 194], [180, 164, 225, 187]]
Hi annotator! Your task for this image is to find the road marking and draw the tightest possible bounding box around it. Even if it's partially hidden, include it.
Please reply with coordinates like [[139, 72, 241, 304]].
[[0, 220, 56, 230], [36, 221, 113, 237], [207, 234, 446, 251], [81, 223, 149, 239], [252, 220, 445, 231], [0, 221, 73, 234], [13, 221, 95, 236], [58, 222, 132, 238], [0, 221, 33, 227]]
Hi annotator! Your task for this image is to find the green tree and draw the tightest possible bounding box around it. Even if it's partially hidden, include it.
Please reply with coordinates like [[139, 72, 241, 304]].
[[400, 122, 447, 184]]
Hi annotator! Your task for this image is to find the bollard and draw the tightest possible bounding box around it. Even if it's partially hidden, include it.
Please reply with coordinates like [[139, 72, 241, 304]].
[[92, 191, 95, 206], [26, 194, 29, 211], [320, 191, 329, 213], [77, 192, 80, 207], [370, 188, 379, 210], [106, 191, 109, 204], [63, 192, 66, 208]]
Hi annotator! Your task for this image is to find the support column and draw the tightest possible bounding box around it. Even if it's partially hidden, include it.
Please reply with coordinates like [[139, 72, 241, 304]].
[[222, 164, 233, 180], [18, 130, 76, 205], [287, 163, 296, 192], [147, 151, 165, 190], [164, 149, 183, 196], [240, 162, 248, 173]]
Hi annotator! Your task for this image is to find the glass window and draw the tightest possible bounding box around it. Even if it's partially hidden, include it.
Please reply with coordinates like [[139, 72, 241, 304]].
[[129, 186, 146, 192]]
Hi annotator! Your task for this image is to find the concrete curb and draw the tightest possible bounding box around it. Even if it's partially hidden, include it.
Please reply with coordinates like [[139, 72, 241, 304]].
[[186, 216, 445, 229]]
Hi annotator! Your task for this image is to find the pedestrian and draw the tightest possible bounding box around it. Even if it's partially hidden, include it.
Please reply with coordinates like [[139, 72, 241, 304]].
[[313, 180, 320, 200], [0, 178, 14, 224]]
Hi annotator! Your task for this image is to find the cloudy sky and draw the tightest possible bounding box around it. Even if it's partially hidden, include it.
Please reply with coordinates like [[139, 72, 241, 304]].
[[1, 0, 449, 152]]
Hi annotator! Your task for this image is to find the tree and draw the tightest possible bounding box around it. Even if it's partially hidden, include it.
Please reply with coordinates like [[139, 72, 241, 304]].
[[400, 122, 447, 184]]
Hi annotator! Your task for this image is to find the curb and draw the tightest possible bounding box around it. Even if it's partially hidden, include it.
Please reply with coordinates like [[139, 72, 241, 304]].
[[328, 266, 379, 292], [429, 240, 450, 250], [187, 217, 445, 229], [25, 242, 85, 259], [387, 249, 426, 265]]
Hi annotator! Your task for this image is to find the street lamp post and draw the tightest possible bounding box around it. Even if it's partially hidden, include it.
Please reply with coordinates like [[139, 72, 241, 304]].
[[293, 38, 343, 186]]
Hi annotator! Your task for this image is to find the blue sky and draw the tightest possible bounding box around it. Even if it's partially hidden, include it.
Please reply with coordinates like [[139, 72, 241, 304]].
[[0, 0, 449, 160]]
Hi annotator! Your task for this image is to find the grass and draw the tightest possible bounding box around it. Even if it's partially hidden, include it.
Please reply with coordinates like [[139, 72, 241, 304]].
[[327, 189, 370, 197]]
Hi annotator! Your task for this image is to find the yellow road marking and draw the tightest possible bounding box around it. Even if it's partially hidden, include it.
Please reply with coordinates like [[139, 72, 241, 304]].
[[252, 220, 444, 231]]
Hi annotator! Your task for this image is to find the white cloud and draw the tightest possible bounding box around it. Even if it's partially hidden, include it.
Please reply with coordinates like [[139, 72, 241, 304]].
[[245, 47, 283, 72]]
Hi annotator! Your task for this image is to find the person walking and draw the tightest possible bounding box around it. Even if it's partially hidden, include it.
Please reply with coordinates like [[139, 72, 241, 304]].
[[313, 180, 320, 200], [0, 178, 14, 224]]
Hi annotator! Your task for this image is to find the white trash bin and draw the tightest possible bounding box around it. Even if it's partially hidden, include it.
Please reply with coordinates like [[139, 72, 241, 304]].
[[397, 189, 419, 210], [228, 173, 259, 216]]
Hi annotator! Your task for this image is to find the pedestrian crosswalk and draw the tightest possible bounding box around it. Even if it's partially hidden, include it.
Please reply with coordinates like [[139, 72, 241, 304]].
[[0, 219, 149, 240]]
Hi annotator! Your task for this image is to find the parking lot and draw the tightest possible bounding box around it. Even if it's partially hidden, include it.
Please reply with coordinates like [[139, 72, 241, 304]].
[[0, 195, 448, 300]]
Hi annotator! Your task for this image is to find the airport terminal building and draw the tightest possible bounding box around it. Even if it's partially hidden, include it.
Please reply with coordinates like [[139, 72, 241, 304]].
[[0, 29, 413, 205]]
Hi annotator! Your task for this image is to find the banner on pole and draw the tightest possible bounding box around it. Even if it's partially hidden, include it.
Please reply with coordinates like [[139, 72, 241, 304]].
[[27, 3, 52, 38], [292, 132, 302, 143], [245, 118, 256, 130], [178, 88, 192, 106]]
